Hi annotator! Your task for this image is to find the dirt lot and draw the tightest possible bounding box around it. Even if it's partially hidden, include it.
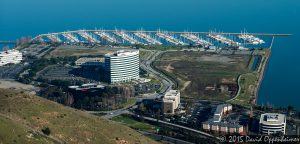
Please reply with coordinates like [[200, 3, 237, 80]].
[[153, 51, 252, 101]]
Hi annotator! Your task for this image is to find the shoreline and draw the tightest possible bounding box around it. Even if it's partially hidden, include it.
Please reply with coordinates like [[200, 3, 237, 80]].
[[254, 48, 271, 105]]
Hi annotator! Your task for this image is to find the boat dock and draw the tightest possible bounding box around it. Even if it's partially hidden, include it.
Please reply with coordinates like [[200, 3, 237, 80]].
[[114, 31, 141, 44], [78, 31, 100, 43], [134, 32, 162, 45], [62, 33, 80, 43], [31, 29, 292, 48], [156, 31, 185, 45], [180, 33, 212, 46], [94, 31, 118, 44]]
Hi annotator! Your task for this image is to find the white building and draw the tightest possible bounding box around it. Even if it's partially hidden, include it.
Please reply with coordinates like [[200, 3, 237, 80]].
[[68, 83, 105, 91], [259, 113, 286, 135], [0, 49, 22, 66], [162, 90, 180, 114], [104, 50, 139, 83]]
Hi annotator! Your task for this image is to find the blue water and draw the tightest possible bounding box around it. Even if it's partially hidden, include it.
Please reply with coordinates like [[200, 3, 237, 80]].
[[1, 0, 300, 109]]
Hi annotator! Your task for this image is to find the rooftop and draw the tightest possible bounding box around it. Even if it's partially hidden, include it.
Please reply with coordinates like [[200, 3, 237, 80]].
[[164, 90, 180, 98], [215, 104, 232, 115], [260, 113, 286, 125], [105, 49, 139, 57]]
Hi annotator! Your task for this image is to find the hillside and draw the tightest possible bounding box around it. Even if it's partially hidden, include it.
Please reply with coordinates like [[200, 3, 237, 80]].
[[0, 88, 158, 144]]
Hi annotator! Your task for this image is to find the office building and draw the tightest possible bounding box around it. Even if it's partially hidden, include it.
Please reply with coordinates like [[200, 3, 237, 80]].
[[259, 113, 286, 135], [162, 90, 180, 114], [104, 50, 139, 83]]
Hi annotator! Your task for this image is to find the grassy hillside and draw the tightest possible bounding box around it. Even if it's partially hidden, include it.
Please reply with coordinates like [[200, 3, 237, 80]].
[[0, 116, 55, 144], [0, 89, 158, 144]]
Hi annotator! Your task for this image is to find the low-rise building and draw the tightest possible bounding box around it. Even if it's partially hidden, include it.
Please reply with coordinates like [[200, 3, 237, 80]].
[[202, 121, 244, 134], [161, 90, 180, 115], [213, 104, 232, 122], [202, 104, 244, 134], [68, 83, 105, 91], [259, 113, 286, 135]]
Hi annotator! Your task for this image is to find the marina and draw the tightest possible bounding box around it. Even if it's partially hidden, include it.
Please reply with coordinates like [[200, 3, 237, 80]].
[[62, 33, 80, 43], [46, 34, 62, 43], [31, 29, 291, 49], [208, 33, 241, 47], [114, 30, 141, 45], [134, 32, 162, 45], [239, 33, 265, 45], [156, 31, 186, 45], [78, 31, 100, 43], [94, 31, 118, 44], [180, 33, 212, 47]]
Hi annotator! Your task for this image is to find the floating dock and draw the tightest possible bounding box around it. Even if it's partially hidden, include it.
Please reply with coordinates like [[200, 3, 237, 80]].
[[114, 31, 141, 44], [180, 33, 211, 46], [134, 32, 162, 45], [62, 33, 80, 43], [94, 31, 118, 44], [156, 31, 185, 45], [46, 34, 62, 43], [208, 33, 240, 47], [239, 33, 265, 45], [78, 31, 100, 43]]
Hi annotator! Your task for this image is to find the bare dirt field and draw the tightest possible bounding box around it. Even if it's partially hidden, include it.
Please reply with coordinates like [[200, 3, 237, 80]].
[[153, 51, 252, 101], [47, 45, 126, 57]]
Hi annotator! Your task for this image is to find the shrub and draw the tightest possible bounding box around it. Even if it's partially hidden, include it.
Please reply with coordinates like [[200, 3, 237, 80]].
[[41, 127, 51, 135]]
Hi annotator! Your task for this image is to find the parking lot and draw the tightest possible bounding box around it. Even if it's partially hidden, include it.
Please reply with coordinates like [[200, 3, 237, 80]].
[[38, 65, 100, 83], [0, 64, 26, 79]]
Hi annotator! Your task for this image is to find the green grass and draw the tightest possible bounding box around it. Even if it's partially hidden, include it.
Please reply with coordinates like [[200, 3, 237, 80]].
[[0, 89, 158, 144], [112, 115, 159, 132], [230, 73, 258, 107], [0, 116, 54, 144], [117, 98, 137, 109]]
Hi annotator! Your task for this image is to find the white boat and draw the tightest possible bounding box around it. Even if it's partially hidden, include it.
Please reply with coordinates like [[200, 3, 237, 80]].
[[238, 32, 265, 45], [0, 49, 22, 66]]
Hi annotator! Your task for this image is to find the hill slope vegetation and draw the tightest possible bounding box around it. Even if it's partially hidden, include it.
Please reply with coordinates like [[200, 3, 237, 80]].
[[0, 89, 158, 144]]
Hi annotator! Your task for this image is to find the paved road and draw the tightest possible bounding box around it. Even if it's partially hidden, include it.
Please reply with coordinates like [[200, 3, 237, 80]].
[[140, 115, 215, 139], [139, 131, 194, 144], [140, 50, 174, 95], [90, 49, 176, 119]]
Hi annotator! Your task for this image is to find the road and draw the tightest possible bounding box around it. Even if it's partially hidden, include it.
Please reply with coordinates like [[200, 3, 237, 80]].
[[140, 115, 215, 139], [140, 50, 174, 95], [139, 131, 194, 144], [89, 49, 175, 119]]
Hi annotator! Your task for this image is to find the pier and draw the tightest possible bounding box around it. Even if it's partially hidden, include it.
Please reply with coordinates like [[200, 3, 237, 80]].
[[62, 33, 80, 43], [95, 31, 118, 44]]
